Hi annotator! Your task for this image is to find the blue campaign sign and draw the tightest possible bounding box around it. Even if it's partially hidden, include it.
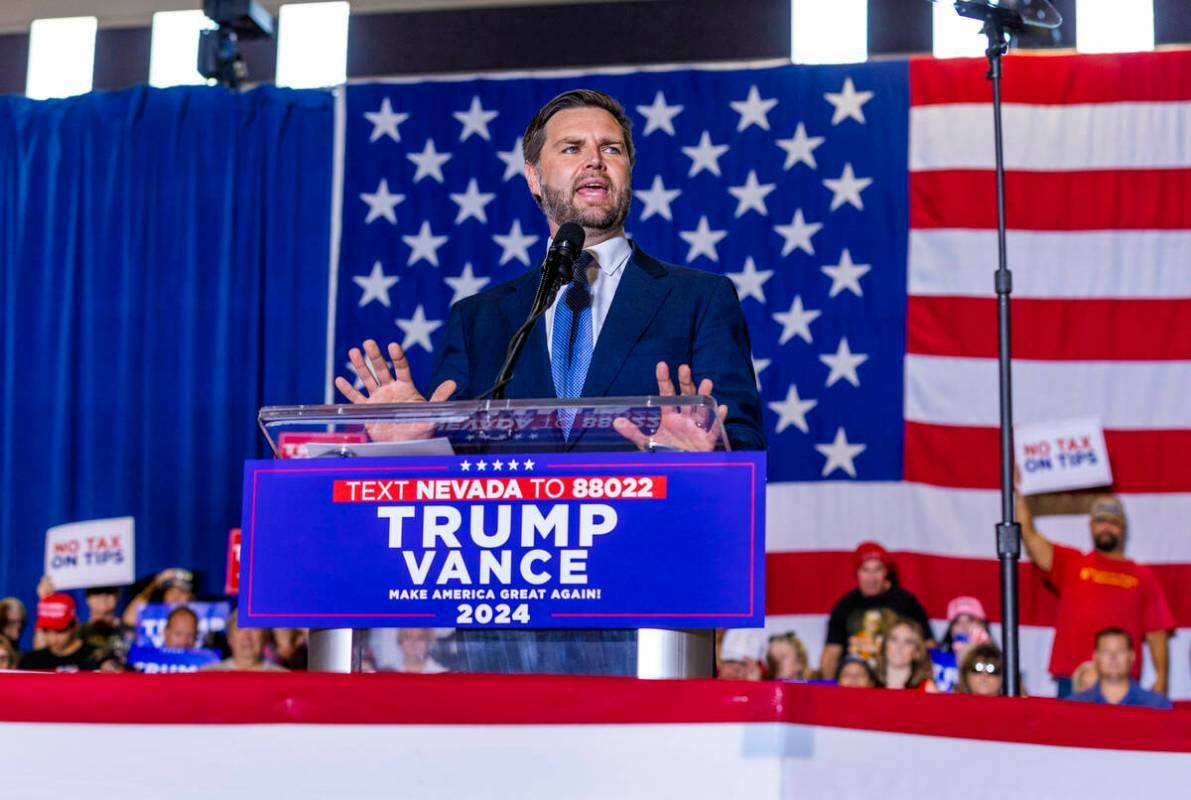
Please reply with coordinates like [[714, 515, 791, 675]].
[[240, 451, 765, 629], [136, 602, 230, 648], [127, 646, 221, 673]]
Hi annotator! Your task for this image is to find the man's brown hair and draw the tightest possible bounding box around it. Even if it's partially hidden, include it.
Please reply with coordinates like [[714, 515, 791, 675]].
[[521, 89, 636, 167]]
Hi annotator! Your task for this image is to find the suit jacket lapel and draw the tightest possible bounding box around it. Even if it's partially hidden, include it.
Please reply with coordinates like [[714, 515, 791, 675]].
[[582, 243, 670, 397], [496, 269, 556, 398]]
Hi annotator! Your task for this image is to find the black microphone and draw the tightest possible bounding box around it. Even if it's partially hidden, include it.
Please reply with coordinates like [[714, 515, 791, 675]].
[[480, 223, 586, 400]]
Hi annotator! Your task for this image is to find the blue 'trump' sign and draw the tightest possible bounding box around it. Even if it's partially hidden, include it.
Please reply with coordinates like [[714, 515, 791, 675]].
[[240, 451, 765, 629]]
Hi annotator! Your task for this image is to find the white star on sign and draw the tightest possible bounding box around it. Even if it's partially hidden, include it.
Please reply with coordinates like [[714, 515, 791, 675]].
[[824, 77, 874, 126], [492, 459, 504, 471], [496, 137, 525, 182], [444, 262, 490, 305], [819, 337, 869, 388], [460, 460, 472, 471], [776, 122, 825, 170], [522, 458, 535, 471], [353, 260, 399, 308], [822, 249, 871, 298], [636, 174, 682, 222], [682, 131, 730, 178], [730, 84, 778, 132], [678, 216, 727, 263], [816, 427, 866, 478], [476, 459, 488, 471], [726, 257, 773, 304], [823, 162, 873, 211], [752, 356, 771, 391], [636, 90, 683, 136], [359, 178, 406, 225], [493, 219, 539, 266], [768, 384, 818, 435], [449, 178, 496, 224], [454, 95, 499, 142], [727, 170, 776, 218], [395, 304, 443, 353], [402, 221, 449, 267], [364, 97, 409, 143], [407, 139, 452, 184], [773, 295, 821, 345], [507, 459, 520, 471], [774, 209, 823, 257]]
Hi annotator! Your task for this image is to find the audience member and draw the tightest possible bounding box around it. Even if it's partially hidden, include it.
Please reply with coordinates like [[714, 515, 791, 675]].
[[819, 541, 935, 680], [0, 597, 27, 649], [395, 629, 448, 674], [956, 643, 1003, 697], [836, 655, 878, 688], [939, 596, 992, 655], [718, 629, 765, 680], [767, 632, 810, 680], [1072, 660, 1099, 694], [0, 633, 17, 670], [18, 594, 101, 672], [1067, 628, 1172, 710], [79, 586, 127, 657], [162, 606, 199, 650], [204, 612, 285, 672], [875, 618, 937, 691], [1018, 493, 1174, 697], [121, 568, 196, 627], [267, 628, 308, 671]]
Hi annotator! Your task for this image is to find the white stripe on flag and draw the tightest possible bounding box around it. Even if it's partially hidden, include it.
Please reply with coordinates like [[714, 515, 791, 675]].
[[910, 102, 1191, 171], [908, 230, 1191, 299]]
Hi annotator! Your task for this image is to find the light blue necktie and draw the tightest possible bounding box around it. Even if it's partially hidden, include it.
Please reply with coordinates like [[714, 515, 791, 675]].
[[552, 252, 595, 439]]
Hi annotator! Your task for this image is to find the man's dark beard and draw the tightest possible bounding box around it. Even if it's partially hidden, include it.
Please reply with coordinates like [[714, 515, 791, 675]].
[[1093, 532, 1121, 552], [539, 178, 631, 233]]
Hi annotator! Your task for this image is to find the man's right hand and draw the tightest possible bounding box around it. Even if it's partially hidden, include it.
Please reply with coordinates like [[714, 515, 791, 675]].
[[334, 339, 457, 441]]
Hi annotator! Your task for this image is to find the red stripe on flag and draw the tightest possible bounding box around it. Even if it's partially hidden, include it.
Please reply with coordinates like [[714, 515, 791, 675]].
[[765, 550, 1191, 628], [910, 169, 1191, 231], [907, 296, 1191, 361], [903, 421, 1191, 494], [910, 51, 1191, 106]]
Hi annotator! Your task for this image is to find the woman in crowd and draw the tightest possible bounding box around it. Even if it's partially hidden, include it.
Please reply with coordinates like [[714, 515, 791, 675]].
[[0, 633, 17, 670], [938, 596, 992, 655], [0, 597, 27, 649], [203, 611, 285, 672], [767, 632, 810, 680], [875, 617, 937, 691], [956, 643, 1003, 697], [836, 655, 878, 688]]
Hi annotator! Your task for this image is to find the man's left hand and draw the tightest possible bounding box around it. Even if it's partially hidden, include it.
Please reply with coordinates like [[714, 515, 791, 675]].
[[612, 362, 727, 452]]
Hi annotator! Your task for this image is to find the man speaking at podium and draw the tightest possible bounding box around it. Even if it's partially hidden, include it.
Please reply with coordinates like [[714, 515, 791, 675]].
[[336, 89, 765, 453]]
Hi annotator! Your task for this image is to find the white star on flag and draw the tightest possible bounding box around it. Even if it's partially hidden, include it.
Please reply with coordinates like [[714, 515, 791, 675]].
[[407, 139, 453, 183], [727, 170, 776, 218], [822, 249, 871, 297], [678, 216, 728, 263], [453, 95, 499, 141], [444, 262, 491, 304], [730, 84, 778, 132], [344, 359, 366, 390], [726, 257, 773, 304], [353, 261, 399, 307], [774, 209, 823, 257], [636, 90, 683, 136], [751, 356, 771, 391], [496, 138, 525, 182], [823, 162, 873, 211], [682, 131, 730, 178], [395, 304, 443, 352], [359, 178, 406, 225], [364, 97, 409, 143], [402, 221, 449, 267], [820, 337, 869, 388], [493, 219, 539, 266], [816, 427, 866, 478], [449, 178, 496, 224], [776, 122, 825, 170], [636, 175, 682, 221], [768, 384, 818, 434], [824, 77, 875, 126], [773, 295, 821, 345]]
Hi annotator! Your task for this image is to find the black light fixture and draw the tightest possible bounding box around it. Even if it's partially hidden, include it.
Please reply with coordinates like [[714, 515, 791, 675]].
[[198, 0, 275, 90]]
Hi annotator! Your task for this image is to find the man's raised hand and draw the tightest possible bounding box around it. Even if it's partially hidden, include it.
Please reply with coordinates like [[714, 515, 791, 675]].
[[612, 362, 727, 452], [334, 339, 456, 441]]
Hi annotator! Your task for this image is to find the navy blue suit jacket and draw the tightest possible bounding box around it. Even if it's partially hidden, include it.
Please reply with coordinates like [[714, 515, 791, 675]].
[[432, 243, 765, 450]]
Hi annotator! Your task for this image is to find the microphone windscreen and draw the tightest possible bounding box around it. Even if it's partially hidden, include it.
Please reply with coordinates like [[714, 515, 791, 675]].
[[553, 222, 585, 254]]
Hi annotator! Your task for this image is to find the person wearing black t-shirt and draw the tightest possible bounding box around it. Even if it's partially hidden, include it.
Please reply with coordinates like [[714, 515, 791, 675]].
[[818, 542, 935, 680], [19, 593, 101, 673]]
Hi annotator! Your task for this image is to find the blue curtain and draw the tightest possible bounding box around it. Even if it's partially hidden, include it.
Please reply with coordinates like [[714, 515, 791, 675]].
[[0, 85, 333, 641]]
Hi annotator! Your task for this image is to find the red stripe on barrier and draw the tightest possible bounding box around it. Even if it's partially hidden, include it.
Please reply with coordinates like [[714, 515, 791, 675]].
[[910, 169, 1191, 231], [0, 672, 1185, 752], [907, 296, 1191, 361], [903, 421, 1191, 494], [910, 51, 1191, 106]]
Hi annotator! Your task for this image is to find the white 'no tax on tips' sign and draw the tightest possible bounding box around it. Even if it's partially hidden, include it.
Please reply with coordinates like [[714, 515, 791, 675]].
[[44, 517, 135, 590], [1015, 417, 1113, 496]]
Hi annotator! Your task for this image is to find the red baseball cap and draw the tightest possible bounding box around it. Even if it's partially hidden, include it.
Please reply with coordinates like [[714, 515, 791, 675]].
[[36, 593, 77, 631], [853, 541, 892, 570]]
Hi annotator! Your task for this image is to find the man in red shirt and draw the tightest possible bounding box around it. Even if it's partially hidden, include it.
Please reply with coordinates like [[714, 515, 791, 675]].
[[1018, 493, 1174, 697]]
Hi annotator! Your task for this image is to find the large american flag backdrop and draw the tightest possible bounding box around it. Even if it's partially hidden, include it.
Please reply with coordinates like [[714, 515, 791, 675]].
[[332, 51, 1191, 697]]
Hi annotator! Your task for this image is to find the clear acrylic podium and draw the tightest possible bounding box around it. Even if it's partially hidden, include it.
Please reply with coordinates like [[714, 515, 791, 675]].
[[257, 396, 736, 679]]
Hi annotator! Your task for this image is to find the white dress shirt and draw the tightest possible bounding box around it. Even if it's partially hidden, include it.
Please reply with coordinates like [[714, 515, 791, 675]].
[[543, 234, 632, 361]]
